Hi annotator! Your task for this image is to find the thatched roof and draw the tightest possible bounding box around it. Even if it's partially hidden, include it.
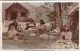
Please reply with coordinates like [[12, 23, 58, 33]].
[[2, 3, 38, 13]]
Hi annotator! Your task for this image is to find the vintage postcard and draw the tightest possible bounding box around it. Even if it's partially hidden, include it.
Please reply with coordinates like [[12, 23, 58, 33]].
[[1, 0, 80, 1], [1, 0, 52, 1], [2, 2, 79, 49]]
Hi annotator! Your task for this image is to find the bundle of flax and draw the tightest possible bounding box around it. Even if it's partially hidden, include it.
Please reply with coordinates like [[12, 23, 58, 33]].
[[51, 40, 78, 49]]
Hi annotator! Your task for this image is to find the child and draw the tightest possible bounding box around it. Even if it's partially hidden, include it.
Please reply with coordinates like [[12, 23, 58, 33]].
[[37, 19, 46, 34], [60, 25, 72, 42]]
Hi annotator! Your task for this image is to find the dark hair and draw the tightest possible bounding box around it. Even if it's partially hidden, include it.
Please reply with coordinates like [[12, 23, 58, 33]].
[[8, 23, 16, 31], [40, 19, 45, 24], [63, 25, 70, 32], [29, 18, 34, 22]]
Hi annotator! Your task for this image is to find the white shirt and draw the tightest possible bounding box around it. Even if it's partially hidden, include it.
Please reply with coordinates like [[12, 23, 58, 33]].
[[61, 31, 72, 41]]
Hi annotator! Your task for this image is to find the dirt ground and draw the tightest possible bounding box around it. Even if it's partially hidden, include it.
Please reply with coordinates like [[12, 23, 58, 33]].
[[2, 30, 58, 49], [3, 37, 56, 49]]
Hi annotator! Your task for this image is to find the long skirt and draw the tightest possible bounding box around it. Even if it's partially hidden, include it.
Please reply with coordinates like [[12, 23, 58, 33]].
[[16, 33, 25, 40]]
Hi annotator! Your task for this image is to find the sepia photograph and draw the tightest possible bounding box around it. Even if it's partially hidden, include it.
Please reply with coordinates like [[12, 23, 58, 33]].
[[2, 2, 79, 49], [1, 0, 80, 1]]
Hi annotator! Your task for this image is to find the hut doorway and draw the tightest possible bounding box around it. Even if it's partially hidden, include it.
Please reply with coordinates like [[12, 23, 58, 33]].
[[10, 11, 17, 20]]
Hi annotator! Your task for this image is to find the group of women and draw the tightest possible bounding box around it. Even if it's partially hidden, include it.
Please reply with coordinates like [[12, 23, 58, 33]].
[[3, 18, 72, 43]]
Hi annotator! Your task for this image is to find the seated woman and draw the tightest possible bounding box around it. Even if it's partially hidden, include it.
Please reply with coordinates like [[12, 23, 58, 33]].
[[25, 18, 36, 31], [28, 18, 36, 30], [51, 25, 78, 49], [25, 18, 36, 37], [60, 24, 72, 42], [37, 19, 46, 35], [5, 22, 25, 41], [53, 24, 72, 46], [49, 22, 61, 36], [6, 24, 18, 39]]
